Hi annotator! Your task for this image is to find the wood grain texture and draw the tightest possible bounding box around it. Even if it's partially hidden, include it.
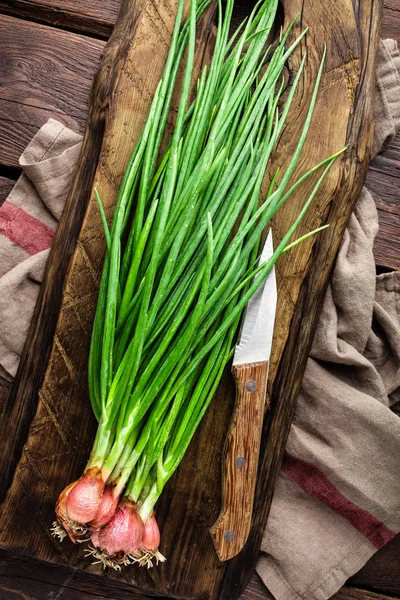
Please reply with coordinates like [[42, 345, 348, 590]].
[[240, 574, 274, 600], [240, 573, 400, 600], [374, 206, 400, 270], [0, 2, 382, 600], [0, 175, 17, 415], [369, 0, 400, 271], [0, 14, 104, 168], [0, 548, 158, 600], [370, 136, 400, 267], [332, 589, 398, 600], [0, 375, 11, 421], [0, 175, 16, 205], [0, 551, 399, 600], [370, 135, 400, 270], [350, 535, 400, 594], [0, 0, 118, 37], [210, 361, 269, 562], [371, 134, 400, 181], [382, 0, 400, 40]]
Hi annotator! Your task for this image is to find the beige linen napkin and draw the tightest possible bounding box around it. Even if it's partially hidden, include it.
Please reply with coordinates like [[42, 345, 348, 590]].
[[0, 40, 399, 600], [0, 120, 82, 381], [257, 40, 400, 600]]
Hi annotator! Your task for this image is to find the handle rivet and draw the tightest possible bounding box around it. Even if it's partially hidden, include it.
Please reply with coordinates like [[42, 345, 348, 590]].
[[224, 530, 235, 542], [235, 456, 246, 468], [246, 380, 257, 392]]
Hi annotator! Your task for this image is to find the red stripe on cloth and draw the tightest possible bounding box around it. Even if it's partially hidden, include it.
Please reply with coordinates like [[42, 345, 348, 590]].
[[0, 200, 54, 255], [282, 452, 396, 549]]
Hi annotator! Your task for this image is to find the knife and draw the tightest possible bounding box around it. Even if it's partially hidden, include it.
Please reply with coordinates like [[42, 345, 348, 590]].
[[210, 229, 277, 562]]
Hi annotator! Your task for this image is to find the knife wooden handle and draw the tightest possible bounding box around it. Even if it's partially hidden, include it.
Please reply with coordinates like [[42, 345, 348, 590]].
[[210, 360, 269, 561]]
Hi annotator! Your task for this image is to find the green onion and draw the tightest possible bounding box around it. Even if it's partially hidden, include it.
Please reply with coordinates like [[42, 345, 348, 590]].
[[52, 0, 343, 569]]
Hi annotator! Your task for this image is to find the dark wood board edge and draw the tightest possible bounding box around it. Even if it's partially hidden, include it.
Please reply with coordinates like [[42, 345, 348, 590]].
[[217, 1, 383, 598]]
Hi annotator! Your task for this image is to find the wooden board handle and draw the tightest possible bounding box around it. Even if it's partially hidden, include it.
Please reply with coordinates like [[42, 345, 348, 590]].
[[210, 361, 269, 561]]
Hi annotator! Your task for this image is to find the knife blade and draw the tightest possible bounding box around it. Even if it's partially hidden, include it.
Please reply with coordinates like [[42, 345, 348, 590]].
[[210, 230, 277, 561]]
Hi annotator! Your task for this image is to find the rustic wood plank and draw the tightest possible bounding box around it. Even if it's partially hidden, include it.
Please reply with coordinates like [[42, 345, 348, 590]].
[[1, 553, 400, 600], [368, 0, 400, 271], [332, 588, 398, 600], [349, 534, 400, 595], [382, 0, 400, 41], [365, 169, 400, 271], [374, 207, 400, 270], [0, 14, 104, 168], [240, 574, 400, 600], [0, 98, 82, 168], [369, 137, 400, 273], [0, 549, 160, 599], [240, 574, 274, 600], [367, 171, 400, 211], [0, 3, 382, 600], [0, 0, 119, 38], [370, 134, 400, 181]]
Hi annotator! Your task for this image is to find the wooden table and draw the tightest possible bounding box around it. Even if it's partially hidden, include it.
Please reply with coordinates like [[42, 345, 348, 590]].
[[0, 1, 399, 599]]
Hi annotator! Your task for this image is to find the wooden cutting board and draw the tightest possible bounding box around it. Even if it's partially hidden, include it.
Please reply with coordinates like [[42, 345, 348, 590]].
[[0, 0, 381, 599]]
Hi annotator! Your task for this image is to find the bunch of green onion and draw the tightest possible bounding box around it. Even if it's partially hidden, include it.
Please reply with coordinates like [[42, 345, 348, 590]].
[[52, 0, 341, 569]]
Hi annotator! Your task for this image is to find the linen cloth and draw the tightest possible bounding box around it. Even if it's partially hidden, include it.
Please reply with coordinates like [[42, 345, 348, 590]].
[[0, 40, 399, 600], [257, 39, 400, 600], [0, 120, 82, 381]]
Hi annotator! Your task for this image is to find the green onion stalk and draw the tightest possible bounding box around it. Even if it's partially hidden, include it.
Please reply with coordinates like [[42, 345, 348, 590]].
[[52, 0, 342, 569]]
